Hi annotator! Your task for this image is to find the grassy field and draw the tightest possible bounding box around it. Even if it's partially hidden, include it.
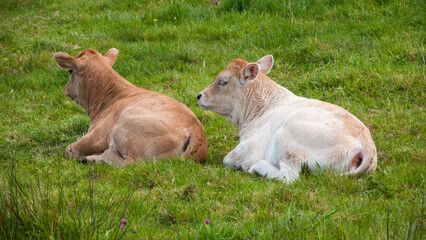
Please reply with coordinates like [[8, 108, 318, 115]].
[[0, 0, 424, 239]]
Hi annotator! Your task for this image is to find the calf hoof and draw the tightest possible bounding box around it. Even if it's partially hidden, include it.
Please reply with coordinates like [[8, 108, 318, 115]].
[[80, 158, 88, 164]]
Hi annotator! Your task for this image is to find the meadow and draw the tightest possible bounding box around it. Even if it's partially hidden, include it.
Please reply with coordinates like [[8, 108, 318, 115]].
[[0, 0, 424, 239]]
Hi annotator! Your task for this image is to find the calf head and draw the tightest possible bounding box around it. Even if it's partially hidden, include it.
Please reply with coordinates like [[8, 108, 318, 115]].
[[197, 55, 274, 125], [54, 48, 119, 107]]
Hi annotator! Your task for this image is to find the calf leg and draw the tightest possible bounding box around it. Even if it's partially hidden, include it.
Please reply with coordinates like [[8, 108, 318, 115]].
[[81, 154, 101, 164], [275, 161, 301, 183], [223, 141, 260, 171], [248, 160, 280, 178], [223, 152, 241, 170], [99, 149, 132, 167], [66, 131, 108, 160], [84, 149, 135, 167], [248, 160, 301, 183], [223, 151, 252, 171]]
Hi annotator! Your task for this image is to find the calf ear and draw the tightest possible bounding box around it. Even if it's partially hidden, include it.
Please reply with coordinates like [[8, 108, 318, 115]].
[[54, 52, 76, 71], [256, 55, 274, 74], [105, 48, 119, 66], [242, 63, 260, 84]]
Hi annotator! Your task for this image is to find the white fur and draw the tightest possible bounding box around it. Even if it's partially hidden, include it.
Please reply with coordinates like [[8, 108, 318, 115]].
[[198, 55, 377, 183]]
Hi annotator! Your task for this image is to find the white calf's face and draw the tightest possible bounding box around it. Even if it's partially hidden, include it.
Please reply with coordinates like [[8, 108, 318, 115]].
[[197, 59, 249, 124], [198, 72, 237, 117], [197, 56, 274, 125]]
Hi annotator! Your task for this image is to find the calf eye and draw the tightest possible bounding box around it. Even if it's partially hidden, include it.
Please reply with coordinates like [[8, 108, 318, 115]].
[[218, 80, 228, 87]]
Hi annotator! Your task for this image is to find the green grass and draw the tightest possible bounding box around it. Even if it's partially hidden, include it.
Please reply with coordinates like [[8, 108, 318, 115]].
[[0, 0, 424, 239]]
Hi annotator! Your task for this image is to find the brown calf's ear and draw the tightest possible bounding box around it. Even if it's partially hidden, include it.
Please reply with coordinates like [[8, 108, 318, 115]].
[[54, 52, 76, 71], [242, 63, 260, 83], [256, 55, 274, 74], [105, 48, 119, 66]]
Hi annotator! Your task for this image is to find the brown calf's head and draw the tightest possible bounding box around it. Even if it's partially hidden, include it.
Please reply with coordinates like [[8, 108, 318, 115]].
[[197, 55, 274, 124], [54, 48, 119, 104]]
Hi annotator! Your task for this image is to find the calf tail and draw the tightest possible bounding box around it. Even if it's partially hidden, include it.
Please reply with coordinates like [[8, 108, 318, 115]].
[[347, 143, 377, 175], [182, 129, 208, 163]]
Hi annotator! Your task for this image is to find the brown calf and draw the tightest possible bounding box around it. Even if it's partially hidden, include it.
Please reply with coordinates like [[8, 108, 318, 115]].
[[54, 48, 207, 166]]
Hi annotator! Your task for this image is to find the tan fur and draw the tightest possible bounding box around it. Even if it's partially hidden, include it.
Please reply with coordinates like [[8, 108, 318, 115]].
[[55, 48, 207, 166]]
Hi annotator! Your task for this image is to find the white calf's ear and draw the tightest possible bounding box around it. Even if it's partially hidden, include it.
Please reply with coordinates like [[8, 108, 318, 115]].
[[256, 55, 274, 74], [242, 63, 260, 83], [105, 48, 119, 66], [54, 52, 76, 71]]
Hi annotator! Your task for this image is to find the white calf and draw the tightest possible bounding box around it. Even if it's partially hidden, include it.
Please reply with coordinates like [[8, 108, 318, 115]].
[[197, 55, 377, 183]]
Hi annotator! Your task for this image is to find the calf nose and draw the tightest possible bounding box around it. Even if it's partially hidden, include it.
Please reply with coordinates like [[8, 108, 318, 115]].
[[197, 93, 202, 100]]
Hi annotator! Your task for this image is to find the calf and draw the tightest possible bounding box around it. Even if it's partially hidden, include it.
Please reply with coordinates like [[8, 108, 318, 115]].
[[197, 55, 377, 182], [54, 48, 207, 166]]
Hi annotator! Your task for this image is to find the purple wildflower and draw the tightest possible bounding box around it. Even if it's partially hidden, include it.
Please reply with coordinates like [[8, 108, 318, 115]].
[[204, 219, 210, 224], [121, 218, 128, 224], [214, 1, 219, 5], [133, 230, 137, 234], [120, 225, 126, 230], [169, 215, 175, 221]]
